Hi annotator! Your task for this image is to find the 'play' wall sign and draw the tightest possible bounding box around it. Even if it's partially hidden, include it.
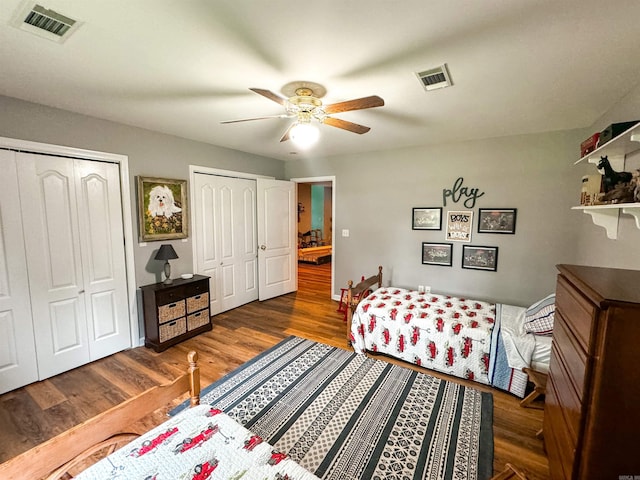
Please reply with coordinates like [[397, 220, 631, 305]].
[[443, 177, 485, 209]]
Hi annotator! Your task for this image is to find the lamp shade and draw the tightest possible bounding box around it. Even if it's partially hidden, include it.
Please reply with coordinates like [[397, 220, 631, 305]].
[[155, 244, 178, 261]]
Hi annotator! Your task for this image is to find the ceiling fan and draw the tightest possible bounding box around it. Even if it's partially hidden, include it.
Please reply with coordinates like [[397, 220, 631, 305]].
[[221, 81, 384, 145]]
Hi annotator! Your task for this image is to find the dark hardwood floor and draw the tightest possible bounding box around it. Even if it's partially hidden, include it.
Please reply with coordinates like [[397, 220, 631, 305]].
[[0, 263, 549, 479]]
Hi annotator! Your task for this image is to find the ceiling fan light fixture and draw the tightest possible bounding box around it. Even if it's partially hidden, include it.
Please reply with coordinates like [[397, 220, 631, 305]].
[[290, 122, 319, 148], [223, 85, 384, 143]]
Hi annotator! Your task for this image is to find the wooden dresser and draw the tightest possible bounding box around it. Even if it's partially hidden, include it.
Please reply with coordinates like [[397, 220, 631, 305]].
[[140, 275, 211, 352], [544, 264, 640, 479]]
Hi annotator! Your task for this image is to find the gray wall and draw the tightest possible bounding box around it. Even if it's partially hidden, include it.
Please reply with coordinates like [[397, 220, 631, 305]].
[[4, 89, 638, 309], [286, 129, 588, 307], [0, 95, 285, 286]]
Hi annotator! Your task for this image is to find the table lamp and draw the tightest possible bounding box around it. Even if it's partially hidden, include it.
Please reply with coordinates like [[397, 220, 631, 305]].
[[155, 244, 178, 284]]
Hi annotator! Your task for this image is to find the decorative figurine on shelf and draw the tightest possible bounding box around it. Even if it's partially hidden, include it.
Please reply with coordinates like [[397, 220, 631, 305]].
[[597, 156, 633, 193], [600, 182, 635, 204], [632, 169, 640, 203]]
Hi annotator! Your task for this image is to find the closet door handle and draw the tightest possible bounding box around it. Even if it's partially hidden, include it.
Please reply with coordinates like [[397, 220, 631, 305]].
[[260, 245, 266, 250], [78, 289, 85, 294]]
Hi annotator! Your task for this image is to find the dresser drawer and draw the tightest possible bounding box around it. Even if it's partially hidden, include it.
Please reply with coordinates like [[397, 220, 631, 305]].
[[553, 310, 587, 400], [159, 317, 186, 343], [555, 276, 595, 352], [155, 286, 185, 306], [187, 309, 210, 330], [548, 343, 582, 444], [544, 373, 576, 480], [157, 299, 186, 322], [187, 292, 209, 313], [184, 279, 209, 297]]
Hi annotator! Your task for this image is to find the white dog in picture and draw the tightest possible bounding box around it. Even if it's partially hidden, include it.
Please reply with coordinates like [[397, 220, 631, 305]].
[[148, 185, 182, 218]]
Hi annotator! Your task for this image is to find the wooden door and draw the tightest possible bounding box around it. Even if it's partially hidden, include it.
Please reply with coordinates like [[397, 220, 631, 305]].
[[0, 150, 38, 394], [193, 173, 258, 315], [257, 178, 297, 301]]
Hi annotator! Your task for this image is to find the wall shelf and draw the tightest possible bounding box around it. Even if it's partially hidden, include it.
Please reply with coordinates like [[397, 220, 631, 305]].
[[573, 123, 640, 238], [574, 122, 640, 170], [572, 203, 640, 239]]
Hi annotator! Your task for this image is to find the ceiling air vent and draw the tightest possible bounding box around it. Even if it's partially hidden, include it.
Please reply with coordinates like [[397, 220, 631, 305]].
[[11, 2, 81, 43], [415, 64, 453, 91]]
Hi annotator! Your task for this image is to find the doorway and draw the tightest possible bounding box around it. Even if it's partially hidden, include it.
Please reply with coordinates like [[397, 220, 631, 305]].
[[291, 176, 336, 300]]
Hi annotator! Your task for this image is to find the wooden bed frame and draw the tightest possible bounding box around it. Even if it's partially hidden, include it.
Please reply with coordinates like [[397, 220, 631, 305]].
[[344, 269, 532, 480], [0, 351, 201, 480], [345, 265, 383, 340]]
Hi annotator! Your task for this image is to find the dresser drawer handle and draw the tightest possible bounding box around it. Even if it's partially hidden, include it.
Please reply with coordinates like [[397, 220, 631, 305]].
[[193, 312, 201, 317], [168, 321, 176, 326], [194, 295, 201, 300], [168, 303, 177, 308]]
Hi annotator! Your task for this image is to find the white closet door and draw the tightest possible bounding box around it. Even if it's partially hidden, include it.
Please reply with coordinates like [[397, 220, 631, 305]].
[[224, 180, 258, 309], [74, 160, 130, 360], [194, 175, 220, 314], [18, 153, 89, 379], [17, 153, 129, 380], [0, 150, 38, 394], [193, 174, 258, 315]]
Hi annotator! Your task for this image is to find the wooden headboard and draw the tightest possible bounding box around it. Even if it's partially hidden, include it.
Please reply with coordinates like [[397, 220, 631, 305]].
[[345, 266, 383, 342]]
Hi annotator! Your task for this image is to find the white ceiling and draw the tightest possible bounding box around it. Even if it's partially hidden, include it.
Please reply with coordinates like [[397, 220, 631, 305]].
[[1, 0, 640, 162]]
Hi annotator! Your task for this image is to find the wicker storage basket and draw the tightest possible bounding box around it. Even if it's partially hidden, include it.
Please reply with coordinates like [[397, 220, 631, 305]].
[[187, 293, 209, 313], [187, 310, 210, 330], [158, 300, 185, 322], [159, 317, 186, 343]]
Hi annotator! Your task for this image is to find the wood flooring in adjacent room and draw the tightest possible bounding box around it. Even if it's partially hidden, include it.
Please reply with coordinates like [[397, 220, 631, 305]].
[[0, 262, 549, 479]]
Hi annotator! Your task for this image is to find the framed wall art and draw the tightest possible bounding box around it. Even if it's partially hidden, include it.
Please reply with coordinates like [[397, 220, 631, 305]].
[[422, 242, 453, 266], [461, 245, 498, 271], [412, 207, 442, 230], [137, 176, 188, 242], [478, 208, 517, 234], [445, 210, 473, 242]]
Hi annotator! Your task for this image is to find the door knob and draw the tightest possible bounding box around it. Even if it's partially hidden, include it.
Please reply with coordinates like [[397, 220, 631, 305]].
[[260, 245, 266, 250]]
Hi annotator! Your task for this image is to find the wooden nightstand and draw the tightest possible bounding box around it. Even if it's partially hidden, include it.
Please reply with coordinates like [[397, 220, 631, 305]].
[[140, 275, 211, 352]]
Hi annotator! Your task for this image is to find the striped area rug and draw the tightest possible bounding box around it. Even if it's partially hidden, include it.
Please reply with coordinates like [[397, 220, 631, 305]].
[[171, 336, 493, 480]]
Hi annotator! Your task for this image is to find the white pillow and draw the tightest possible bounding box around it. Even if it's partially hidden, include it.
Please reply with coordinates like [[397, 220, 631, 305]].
[[523, 293, 555, 336]]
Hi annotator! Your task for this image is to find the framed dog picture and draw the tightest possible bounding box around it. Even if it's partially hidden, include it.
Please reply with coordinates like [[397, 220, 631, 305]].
[[137, 176, 188, 242]]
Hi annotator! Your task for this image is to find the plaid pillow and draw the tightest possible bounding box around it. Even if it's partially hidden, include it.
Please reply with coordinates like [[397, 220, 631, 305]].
[[523, 294, 555, 336]]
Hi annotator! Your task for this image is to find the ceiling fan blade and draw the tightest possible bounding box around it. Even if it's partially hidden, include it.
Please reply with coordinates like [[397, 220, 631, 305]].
[[249, 88, 287, 105], [323, 117, 371, 134], [323, 95, 384, 114], [279, 124, 294, 142], [221, 114, 291, 124]]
